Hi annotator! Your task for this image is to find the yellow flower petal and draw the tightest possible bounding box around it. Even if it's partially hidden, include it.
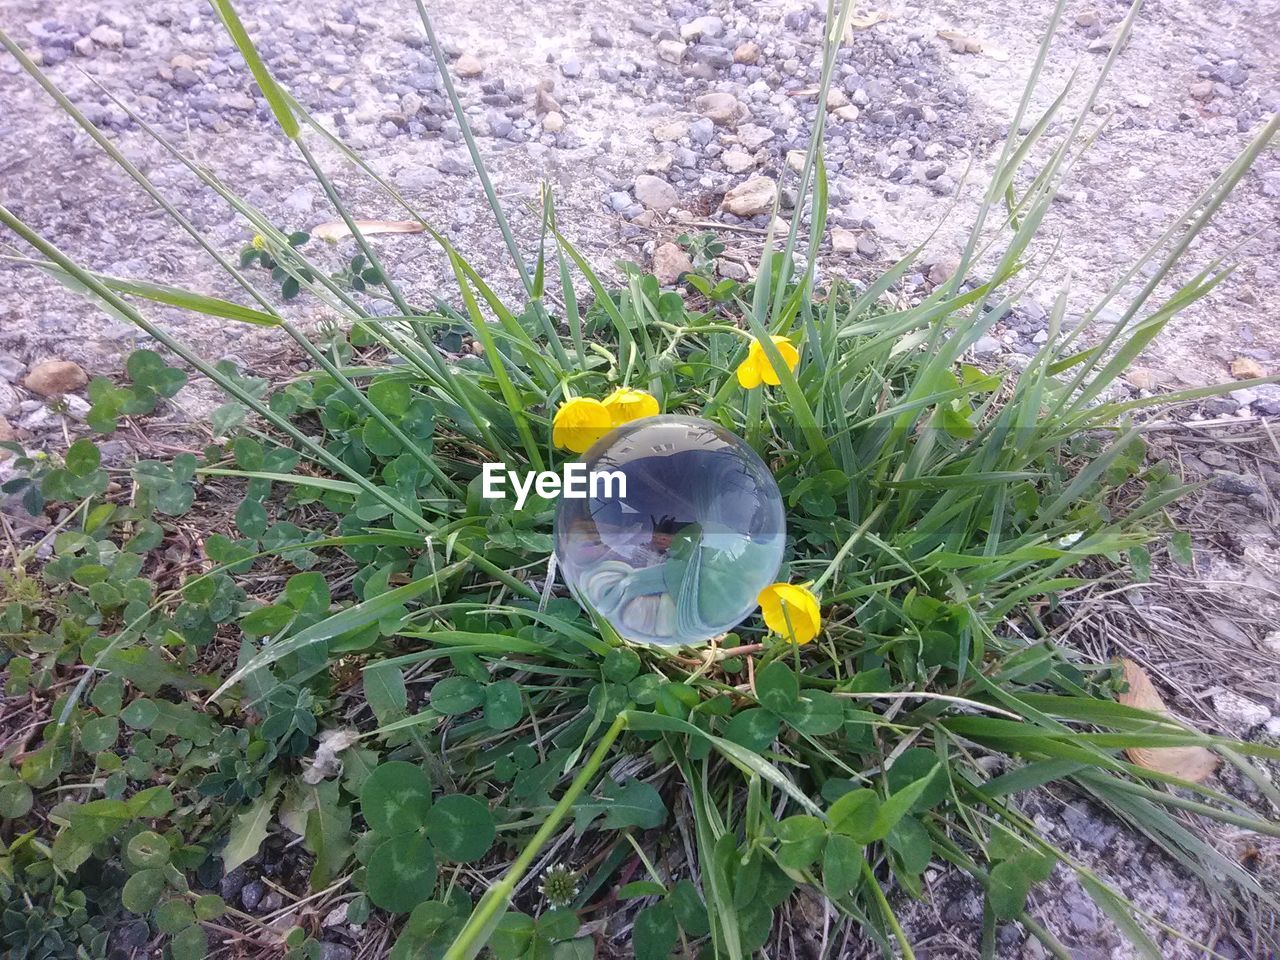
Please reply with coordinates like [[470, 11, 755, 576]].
[[552, 397, 613, 453], [602, 387, 660, 426], [739, 336, 799, 389], [251, 234, 267, 250], [757, 582, 821, 644]]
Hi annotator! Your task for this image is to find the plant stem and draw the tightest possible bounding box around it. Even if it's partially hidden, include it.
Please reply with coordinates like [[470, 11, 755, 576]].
[[443, 713, 628, 960]]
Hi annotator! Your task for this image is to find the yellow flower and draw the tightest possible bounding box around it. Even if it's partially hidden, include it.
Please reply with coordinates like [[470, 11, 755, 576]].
[[757, 582, 821, 644], [736, 335, 800, 389], [552, 397, 614, 453], [251, 234, 267, 250], [602, 387, 660, 426]]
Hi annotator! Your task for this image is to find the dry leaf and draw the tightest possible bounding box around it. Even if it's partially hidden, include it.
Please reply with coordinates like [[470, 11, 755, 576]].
[[845, 10, 892, 38], [310, 219, 424, 242], [1230, 357, 1265, 379], [938, 29, 983, 54], [301, 727, 362, 784], [1117, 659, 1217, 782]]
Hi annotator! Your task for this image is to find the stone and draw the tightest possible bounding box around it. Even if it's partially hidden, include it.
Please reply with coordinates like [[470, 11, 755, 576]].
[[0, 356, 24, 383], [221, 92, 255, 112], [590, 25, 613, 48], [542, 111, 564, 133], [1190, 79, 1213, 100], [1125, 91, 1153, 109], [1210, 471, 1263, 496], [856, 235, 878, 257], [454, 54, 483, 78], [646, 152, 674, 173], [718, 259, 748, 281], [721, 176, 777, 216], [24, 360, 87, 397], [0, 415, 15, 454], [240, 880, 265, 911], [73, 36, 95, 57], [1060, 801, 1119, 850], [1212, 690, 1270, 729], [652, 243, 693, 284], [973, 336, 1002, 356], [0, 382, 19, 417], [653, 119, 689, 142], [736, 124, 774, 150], [722, 150, 755, 173], [734, 41, 760, 64], [1126, 367, 1158, 391], [560, 57, 582, 78], [695, 92, 743, 126], [633, 174, 678, 212], [1230, 357, 1264, 379], [785, 149, 806, 173], [689, 117, 715, 144], [89, 25, 124, 49], [326, 21, 356, 39], [657, 40, 687, 64], [830, 228, 859, 254], [680, 16, 724, 41]]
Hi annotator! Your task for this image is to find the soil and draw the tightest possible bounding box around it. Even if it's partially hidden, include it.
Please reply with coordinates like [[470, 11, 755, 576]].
[[1, 0, 1277, 957]]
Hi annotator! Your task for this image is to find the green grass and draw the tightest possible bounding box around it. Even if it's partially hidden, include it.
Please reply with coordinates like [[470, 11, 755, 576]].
[[1, 1, 1278, 959]]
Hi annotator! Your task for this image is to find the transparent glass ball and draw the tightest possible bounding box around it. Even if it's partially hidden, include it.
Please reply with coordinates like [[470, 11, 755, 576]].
[[554, 415, 785, 647]]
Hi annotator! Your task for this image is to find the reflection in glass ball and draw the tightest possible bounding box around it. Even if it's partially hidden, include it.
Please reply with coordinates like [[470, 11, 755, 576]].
[[554, 415, 786, 647]]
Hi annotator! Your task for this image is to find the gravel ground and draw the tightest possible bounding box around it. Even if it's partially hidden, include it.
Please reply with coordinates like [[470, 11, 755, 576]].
[[1, 0, 1278, 956]]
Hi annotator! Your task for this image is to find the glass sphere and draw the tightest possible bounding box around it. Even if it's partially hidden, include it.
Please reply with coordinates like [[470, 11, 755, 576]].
[[554, 415, 785, 647]]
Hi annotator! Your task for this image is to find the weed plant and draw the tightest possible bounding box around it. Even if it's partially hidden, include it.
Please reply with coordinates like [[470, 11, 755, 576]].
[[1, 1, 1278, 958]]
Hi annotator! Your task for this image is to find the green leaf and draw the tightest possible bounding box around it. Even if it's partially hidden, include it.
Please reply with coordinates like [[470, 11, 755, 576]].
[[170, 924, 209, 960], [79, 715, 120, 753], [602, 647, 641, 683], [361, 761, 432, 836], [0, 781, 34, 819], [67, 798, 131, 843], [126, 830, 171, 869], [633, 901, 678, 960], [155, 898, 196, 934], [574, 778, 668, 833], [987, 858, 1034, 920], [774, 815, 827, 869], [364, 662, 408, 725], [121, 868, 167, 913], [369, 378, 412, 417], [755, 661, 798, 713], [425, 795, 495, 862], [484, 680, 524, 731], [89, 674, 125, 715], [285, 571, 330, 615], [223, 776, 281, 873], [368, 832, 437, 913], [669, 879, 710, 937], [305, 779, 353, 886], [827, 789, 880, 844], [722, 708, 779, 752], [1129, 544, 1151, 582], [822, 833, 863, 895], [1169, 531, 1193, 566], [781, 689, 844, 735], [235, 498, 268, 538], [885, 749, 948, 812], [194, 894, 227, 921], [431, 676, 484, 715], [65, 438, 101, 477]]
